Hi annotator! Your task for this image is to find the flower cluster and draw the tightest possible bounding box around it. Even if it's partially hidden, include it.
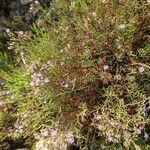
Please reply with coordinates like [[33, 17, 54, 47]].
[[30, 64, 51, 87], [66, 131, 75, 144], [92, 114, 122, 143], [40, 129, 58, 138]]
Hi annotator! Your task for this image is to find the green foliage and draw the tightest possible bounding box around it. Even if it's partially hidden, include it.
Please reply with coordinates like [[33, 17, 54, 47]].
[[0, 111, 10, 127]]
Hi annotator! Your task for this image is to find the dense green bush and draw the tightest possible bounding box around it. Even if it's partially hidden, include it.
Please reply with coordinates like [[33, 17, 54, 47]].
[[0, 0, 150, 149]]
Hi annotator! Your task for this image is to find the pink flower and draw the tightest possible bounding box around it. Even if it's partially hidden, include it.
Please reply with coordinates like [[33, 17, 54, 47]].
[[50, 129, 57, 137], [103, 65, 109, 71], [138, 66, 145, 73], [67, 138, 75, 144], [37, 72, 42, 78], [144, 133, 149, 140], [44, 78, 49, 83], [95, 114, 102, 120], [41, 129, 49, 137], [5, 28, 10, 33], [97, 125, 103, 130], [66, 131, 75, 144], [108, 136, 113, 142]]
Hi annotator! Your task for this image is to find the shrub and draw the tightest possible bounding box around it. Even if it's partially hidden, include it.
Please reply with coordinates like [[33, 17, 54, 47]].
[[1, 0, 150, 149]]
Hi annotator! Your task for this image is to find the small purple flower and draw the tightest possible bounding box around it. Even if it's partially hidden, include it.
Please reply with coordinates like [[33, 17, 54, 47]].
[[37, 72, 42, 78], [97, 124, 103, 130], [138, 66, 145, 73], [108, 136, 113, 142], [44, 78, 50, 83], [41, 129, 49, 137], [66, 131, 74, 144], [95, 114, 102, 120], [103, 65, 109, 71], [5, 28, 10, 33], [50, 129, 57, 137], [144, 133, 149, 140], [67, 137, 75, 144]]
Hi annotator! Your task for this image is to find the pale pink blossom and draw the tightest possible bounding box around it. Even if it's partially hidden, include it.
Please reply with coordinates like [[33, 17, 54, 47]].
[[97, 125, 103, 130], [50, 129, 57, 137], [41, 129, 49, 137], [95, 114, 102, 120], [103, 65, 109, 71], [66, 131, 74, 144], [138, 66, 145, 73], [108, 136, 113, 142]]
